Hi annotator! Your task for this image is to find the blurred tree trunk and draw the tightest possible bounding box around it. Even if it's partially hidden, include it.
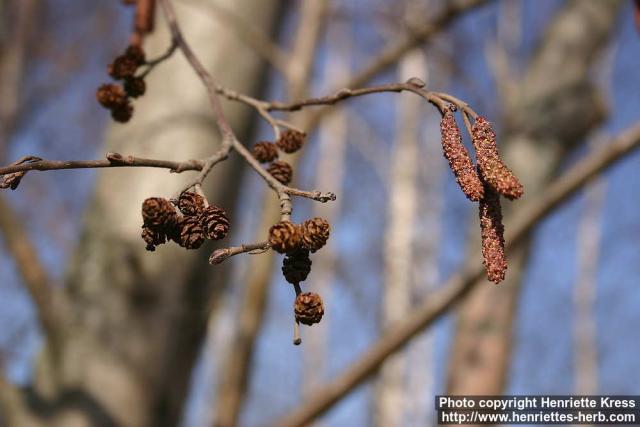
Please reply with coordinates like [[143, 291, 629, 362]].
[[375, 49, 425, 427], [446, 0, 621, 403], [4, 1, 281, 426]]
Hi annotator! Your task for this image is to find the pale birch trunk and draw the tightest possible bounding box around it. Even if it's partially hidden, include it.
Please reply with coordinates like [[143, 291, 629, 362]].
[[4, 1, 282, 426], [375, 49, 425, 427]]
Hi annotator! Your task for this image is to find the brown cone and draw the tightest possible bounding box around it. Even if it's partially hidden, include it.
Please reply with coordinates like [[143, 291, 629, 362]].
[[199, 205, 230, 240], [141, 226, 166, 252], [472, 116, 523, 200], [276, 130, 306, 154], [268, 221, 302, 254], [282, 250, 312, 284], [294, 292, 324, 326], [301, 217, 330, 253], [124, 76, 146, 98], [440, 110, 484, 201], [479, 183, 507, 284], [111, 102, 134, 123], [178, 191, 205, 216], [125, 45, 146, 66], [142, 197, 178, 229], [109, 55, 139, 80], [251, 141, 279, 163], [267, 161, 293, 185], [175, 216, 205, 249], [96, 84, 127, 110]]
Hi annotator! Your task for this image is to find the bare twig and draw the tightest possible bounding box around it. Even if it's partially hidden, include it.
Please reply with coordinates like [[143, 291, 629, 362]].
[[0, 152, 203, 176], [208, 241, 270, 265], [270, 123, 640, 427]]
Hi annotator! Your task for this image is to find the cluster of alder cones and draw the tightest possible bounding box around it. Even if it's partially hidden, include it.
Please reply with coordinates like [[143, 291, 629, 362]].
[[251, 129, 307, 185], [96, 45, 148, 123], [268, 218, 330, 327], [440, 105, 524, 284], [140, 192, 230, 251], [252, 129, 328, 327]]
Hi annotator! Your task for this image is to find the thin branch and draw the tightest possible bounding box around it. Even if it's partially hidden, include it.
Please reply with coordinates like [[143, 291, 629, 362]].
[[269, 123, 640, 427], [0, 195, 63, 353], [265, 79, 447, 113], [0, 152, 203, 176], [208, 241, 270, 265], [138, 39, 179, 79], [346, 0, 491, 89]]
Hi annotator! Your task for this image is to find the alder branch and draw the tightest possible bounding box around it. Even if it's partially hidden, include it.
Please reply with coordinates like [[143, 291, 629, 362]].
[[0, 153, 203, 176], [270, 122, 640, 427]]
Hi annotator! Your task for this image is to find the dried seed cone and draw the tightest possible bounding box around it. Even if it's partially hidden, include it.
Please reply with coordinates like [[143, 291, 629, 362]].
[[125, 45, 146, 66], [178, 191, 205, 216], [471, 117, 523, 200], [141, 226, 165, 252], [294, 292, 324, 326], [268, 221, 302, 254], [111, 102, 134, 123], [440, 110, 484, 201], [276, 130, 306, 154], [282, 250, 312, 284], [199, 205, 230, 240], [124, 76, 146, 98], [96, 84, 127, 109], [479, 184, 507, 284], [251, 141, 279, 163], [301, 217, 330, 253], [267, 160, 293, 185], [142, 197, 178, 229], [176, 216, 205, 249], [109, 55, 139, 80]]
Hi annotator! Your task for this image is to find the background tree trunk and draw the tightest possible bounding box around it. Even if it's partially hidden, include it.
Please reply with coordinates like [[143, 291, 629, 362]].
[[6, 1, 282, 426]]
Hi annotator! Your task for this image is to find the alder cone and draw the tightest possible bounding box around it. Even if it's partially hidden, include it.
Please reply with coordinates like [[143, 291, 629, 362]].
[[479, 184, 507, 284], [176, 216, 205, 249], [111, 102, 134, 123], [125, 45, 146, 66], [282, 250, 312, 284], [276, 130, 306, 154], [440, 110, 484, 201], [96, 84, 127, 109], [109, 55, 138, 80], [124, 76, 146, 98], [471, 116, 523, 200], [142, 197, 177, 229], [141, 226, 165, 252], [301, 217, 330, 253], [269, 221, 302, 254], [251, 141, 278, 163], [294, 292, 324, 326], [267, 160, 293, 185], [178, 191, 205, 216], [199, 205, 230, 240]]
